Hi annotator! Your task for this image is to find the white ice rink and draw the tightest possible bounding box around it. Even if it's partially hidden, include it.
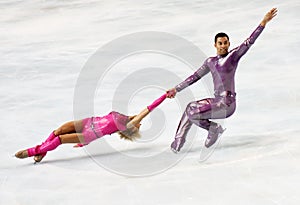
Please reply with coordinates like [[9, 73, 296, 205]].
[[1, 0, 299, 204]]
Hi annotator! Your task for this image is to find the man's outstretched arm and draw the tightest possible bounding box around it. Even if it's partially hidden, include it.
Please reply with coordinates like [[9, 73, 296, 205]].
[[166, 61, 210, 98], [232, 8, 278, 62]]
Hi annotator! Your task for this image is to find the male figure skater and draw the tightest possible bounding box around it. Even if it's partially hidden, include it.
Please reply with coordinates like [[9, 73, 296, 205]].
[[166, 8, 278, 153]]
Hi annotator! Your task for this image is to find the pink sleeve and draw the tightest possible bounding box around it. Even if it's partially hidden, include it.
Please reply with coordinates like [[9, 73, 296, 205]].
[[147, 94, 167, 112]]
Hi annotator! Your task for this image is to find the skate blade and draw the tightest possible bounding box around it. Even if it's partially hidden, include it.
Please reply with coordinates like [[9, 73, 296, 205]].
[[171, 147, 179, 154]]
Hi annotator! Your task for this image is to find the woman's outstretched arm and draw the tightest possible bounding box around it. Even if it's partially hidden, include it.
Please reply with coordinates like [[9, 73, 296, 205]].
[[127, 93, 167, 128]]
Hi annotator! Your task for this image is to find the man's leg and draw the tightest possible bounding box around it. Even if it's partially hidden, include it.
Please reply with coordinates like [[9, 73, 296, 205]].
[[187, 97, 235, 148], [186, 99, 214, 130], [171, 110, 192, 153], [171, 97, 234, 152], [171, 99, 214, 153]]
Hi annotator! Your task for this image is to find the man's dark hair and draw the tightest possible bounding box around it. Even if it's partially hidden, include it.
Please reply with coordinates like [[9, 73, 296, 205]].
[[214, 32, 229, 43]]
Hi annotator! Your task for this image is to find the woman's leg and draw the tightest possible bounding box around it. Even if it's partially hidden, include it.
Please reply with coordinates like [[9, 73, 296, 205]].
[[15, 133, 83, 159], [33, 120, 84, 161], [29, 133, 83, 155], [54, 120, 84, 136], [30, 133, 83, 163], [15, 120, 84, 161], [34, 120, 85, 157], [59, 133, 83, 144]]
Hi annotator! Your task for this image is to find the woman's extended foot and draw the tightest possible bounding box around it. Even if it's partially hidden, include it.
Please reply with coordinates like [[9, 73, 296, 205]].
[[15, 150, 29, 159], [15, 149, 46, 162]]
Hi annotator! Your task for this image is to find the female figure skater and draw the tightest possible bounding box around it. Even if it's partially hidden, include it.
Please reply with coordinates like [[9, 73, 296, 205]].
[[15, 94, 166, 163]]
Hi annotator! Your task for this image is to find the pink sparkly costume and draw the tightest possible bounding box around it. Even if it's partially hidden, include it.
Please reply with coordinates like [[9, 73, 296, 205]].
[[81, 94, 166, 145], [81, 111, 129, 145]]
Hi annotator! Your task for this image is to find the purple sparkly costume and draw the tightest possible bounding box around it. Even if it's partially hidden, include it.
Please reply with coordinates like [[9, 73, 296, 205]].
[[172, 25, 265, 151]]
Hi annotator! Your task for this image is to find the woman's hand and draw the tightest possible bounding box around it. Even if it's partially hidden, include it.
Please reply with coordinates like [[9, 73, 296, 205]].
[[73, 143, 85, 148]]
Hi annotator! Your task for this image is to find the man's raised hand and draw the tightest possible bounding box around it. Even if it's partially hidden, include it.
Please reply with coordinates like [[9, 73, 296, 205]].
[[261, 8, 277, 27]]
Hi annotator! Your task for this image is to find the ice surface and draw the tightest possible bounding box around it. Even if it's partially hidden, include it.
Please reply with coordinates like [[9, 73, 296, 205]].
[[1, 1, 299, 205]]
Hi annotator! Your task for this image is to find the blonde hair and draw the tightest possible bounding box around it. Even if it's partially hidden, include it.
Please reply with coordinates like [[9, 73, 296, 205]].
[[118, 116, 141, 141], [118, 129, 141, 141]]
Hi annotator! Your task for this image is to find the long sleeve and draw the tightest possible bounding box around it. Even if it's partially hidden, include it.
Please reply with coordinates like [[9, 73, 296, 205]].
[[147, 94, 167, 112], [175, 61, 210, 92], [232, 24, 265, 62]]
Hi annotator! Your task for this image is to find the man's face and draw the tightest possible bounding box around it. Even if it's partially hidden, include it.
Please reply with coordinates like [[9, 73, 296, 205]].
[[215, 37, 230, 56]]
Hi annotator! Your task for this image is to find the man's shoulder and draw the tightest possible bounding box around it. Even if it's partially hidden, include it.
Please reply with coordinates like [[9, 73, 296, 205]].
[[206, 56, 217, 63]]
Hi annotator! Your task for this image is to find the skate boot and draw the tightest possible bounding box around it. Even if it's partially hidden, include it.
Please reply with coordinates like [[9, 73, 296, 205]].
[[34, 154, 46, 163], [33, 131, 56, 163], [15, 150, 29, 159], [205, 124, 225, 148], [15, 150, 47, 163], [171, 137, 186, 153]]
